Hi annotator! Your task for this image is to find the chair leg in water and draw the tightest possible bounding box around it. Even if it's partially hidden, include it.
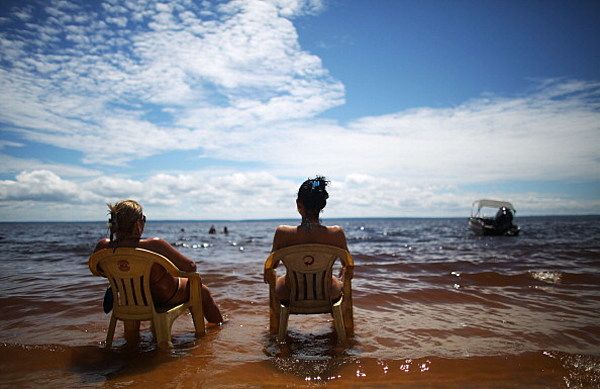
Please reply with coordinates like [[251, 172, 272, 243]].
[[105, 315, 117, 349], [332, 300, 347, 344], [190, 305, 205, 337], [277, 306, 290, 341], [123, 320, 141, 346], [154, 317, 174, 349]]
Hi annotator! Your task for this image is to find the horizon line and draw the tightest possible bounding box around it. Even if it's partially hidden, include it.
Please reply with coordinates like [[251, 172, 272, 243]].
[[1, 214, 598, 223]]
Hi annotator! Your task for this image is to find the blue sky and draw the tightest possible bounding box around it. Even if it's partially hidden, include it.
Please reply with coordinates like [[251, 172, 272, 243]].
[[0, 0, 599, 221]]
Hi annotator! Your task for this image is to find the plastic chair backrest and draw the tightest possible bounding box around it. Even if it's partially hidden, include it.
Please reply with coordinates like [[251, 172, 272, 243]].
[[282, 253, 334, 313], [275, 244, 349, 314], [265, 244, 355, 336], [89, 248, 181, 317]]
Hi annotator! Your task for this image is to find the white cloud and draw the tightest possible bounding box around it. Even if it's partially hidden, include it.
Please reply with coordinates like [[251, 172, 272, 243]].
[[0, 154, 101, 177], [1, 0, 597, 183], [0, 170, 100, 203], [0, 0, 597, 219], [0, 0, 342, 164], [0, 170, 295, 220], [1, 169, 597, 221], [338, 82, 600, 183], [0, 140, 24, 149], [13, 7, 33, 21], [177, 80, 599, 185], [106, 16, 128, 27], [273, 0, 325, 17], [83, 176, 145, 198]]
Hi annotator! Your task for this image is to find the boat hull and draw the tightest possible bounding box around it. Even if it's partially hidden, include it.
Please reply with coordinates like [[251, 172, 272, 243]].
[[469, 217, 520, 236]]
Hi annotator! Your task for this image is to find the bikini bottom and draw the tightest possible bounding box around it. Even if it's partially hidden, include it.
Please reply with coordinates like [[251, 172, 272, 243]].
[[158, 277, 188, 308]]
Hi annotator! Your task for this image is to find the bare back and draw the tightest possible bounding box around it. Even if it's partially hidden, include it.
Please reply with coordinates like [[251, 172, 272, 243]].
[[271, 224, 349, 301], [271, 224, 349, 252], [94, 237, 196, 304]]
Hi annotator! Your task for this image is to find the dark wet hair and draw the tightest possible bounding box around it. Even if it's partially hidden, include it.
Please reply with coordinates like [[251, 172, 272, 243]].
[[297, 176, 329, 214]]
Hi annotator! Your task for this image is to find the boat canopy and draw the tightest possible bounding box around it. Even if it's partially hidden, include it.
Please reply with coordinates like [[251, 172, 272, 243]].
[[471, 199, 516, 215]]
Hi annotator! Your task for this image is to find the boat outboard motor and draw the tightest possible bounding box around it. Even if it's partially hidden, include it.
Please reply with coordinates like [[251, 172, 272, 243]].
[[495, 207, 513, 231]]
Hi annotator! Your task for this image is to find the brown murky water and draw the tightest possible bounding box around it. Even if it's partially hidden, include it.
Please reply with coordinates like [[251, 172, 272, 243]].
[[1, 217, 599, 387]]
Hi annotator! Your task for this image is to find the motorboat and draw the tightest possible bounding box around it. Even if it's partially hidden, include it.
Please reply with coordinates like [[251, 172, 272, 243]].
[[469, 199, 520, 236]]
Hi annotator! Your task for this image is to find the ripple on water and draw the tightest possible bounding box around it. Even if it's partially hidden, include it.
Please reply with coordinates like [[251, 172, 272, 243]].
[[0, 218, 599, 386]]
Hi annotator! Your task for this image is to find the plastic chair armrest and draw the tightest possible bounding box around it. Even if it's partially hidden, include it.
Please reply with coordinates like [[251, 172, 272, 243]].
[[182, 272, 202, 305], [265, 268, 277, 286], [264, 253, 276, 270], [264, 253, 279, 284], [177, 270, 199, 279]]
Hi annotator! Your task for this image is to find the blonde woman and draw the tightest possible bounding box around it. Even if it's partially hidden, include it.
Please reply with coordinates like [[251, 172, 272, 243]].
[[94, 199, 223, 324]]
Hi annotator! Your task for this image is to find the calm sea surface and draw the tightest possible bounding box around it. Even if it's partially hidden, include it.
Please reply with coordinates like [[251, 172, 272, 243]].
[[0, 217, 599, 388]]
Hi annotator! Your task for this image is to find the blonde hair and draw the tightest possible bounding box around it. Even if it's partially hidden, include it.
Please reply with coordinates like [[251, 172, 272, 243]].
[[107, 199, 144, 240]]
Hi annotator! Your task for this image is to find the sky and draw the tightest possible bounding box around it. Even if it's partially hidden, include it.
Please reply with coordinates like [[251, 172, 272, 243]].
[[0, 0, 599, 221]]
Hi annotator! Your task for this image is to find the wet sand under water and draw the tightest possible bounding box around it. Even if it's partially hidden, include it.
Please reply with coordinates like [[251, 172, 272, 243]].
[[0, 317, 592, 388], [1, 280, 598, 388]]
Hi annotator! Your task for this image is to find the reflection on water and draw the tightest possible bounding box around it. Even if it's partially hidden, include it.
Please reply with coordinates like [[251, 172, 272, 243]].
[[0, 216, 599, 386]]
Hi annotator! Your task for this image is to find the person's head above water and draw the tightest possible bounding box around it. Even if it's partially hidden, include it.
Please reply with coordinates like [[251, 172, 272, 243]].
[[296, 176, 330, 219], [107, 199, 145, 241]]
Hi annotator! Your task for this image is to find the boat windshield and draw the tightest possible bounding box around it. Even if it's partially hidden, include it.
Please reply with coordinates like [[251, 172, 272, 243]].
[[471, 199, 516, 217]]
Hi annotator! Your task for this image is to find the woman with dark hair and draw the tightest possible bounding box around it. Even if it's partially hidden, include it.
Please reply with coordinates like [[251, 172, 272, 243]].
[[266, 176, 352, 301], [94, 199, 223, 324]]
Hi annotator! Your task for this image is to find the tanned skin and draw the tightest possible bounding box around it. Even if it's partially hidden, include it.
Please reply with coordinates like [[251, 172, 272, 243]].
[[94, 217, 223, 324], [266, 200, 352, 300]]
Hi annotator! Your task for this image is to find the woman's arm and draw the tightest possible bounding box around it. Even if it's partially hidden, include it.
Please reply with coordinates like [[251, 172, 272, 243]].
[[336, 226, 350, 252], [264, 227, 283, 283], [334, 226, 352, 279], [93, 238, 110, 253], [146, 238, 197, 272], [271, 226, 283, 252]]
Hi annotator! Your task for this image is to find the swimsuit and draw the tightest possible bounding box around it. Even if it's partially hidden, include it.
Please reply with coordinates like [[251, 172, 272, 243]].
[[160, 277, 188, 307]]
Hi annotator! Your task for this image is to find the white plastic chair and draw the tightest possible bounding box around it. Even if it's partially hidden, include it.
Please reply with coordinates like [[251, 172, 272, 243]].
[[89, 247, 205, 349], [264, 244, 354, 344]]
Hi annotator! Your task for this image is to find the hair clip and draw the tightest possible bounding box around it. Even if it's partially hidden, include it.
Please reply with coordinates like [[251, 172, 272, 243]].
[[311, 181, 320, 189]]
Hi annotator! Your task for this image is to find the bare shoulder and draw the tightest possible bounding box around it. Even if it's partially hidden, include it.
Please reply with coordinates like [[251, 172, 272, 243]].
[[327, 225, 346, 235], [93, 238, 110, 252], [275, 224, 296, 233], [274, 225, 297, 239], [326, 225, 348, 250], [273, 225, 295, 251], [141, 237, 196, 271], [141, 237, 170, 251]]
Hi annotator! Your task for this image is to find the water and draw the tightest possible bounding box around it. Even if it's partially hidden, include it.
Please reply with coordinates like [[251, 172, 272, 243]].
[[0, 217, 599, 387]]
